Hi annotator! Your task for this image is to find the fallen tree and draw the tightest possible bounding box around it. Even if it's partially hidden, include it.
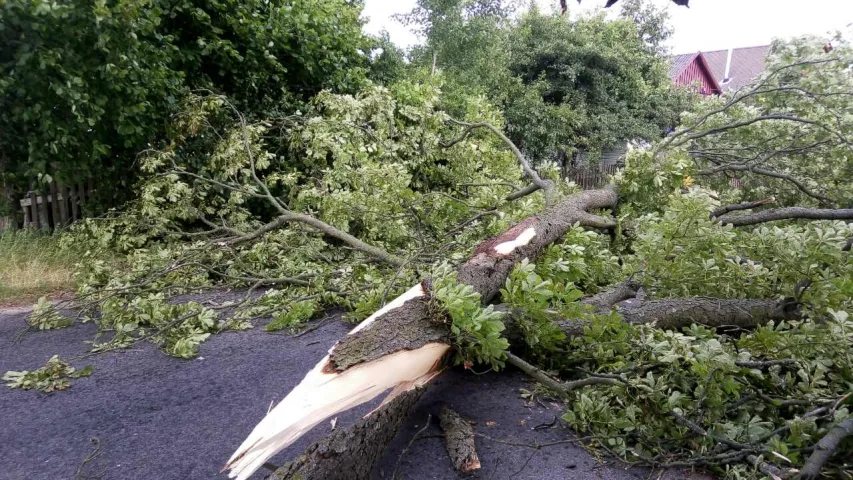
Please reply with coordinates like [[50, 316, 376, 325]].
[[19, 45, 853, 480]]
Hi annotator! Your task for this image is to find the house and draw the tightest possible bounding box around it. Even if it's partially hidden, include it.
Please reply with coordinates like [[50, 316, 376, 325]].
[[670, 45, 770, 95]]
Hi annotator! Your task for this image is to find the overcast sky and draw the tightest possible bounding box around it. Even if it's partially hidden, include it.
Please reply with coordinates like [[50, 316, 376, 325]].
[[362, 0, 853, 54]]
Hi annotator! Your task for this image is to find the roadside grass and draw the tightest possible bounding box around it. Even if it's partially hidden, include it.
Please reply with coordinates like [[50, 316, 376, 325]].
[[0, 230, 77, 305]]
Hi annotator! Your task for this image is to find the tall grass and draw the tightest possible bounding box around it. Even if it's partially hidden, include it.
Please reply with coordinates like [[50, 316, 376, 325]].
[[0, 230, 78, 304]]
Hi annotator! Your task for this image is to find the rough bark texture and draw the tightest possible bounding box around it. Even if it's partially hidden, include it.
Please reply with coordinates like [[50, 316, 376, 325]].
[[269, 389, 424, 480], [457, 186, 618, 303], [618, 297, 802, 330], [580, 280, 641, 313], [504, 297, 802, 345], [438, 407, 480, 474], [798, 418, 853, 480], [717, 207, 853, 226], [328, 297, 449, 371]]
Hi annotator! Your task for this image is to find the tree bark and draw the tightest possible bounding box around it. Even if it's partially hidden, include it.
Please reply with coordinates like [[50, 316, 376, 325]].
[[457, 186, 618, 303], [580, 280, 641, 313], [798, 418, 853, 480], [270, 389, 425, 480], [710, 197, 775, 218], [439, 407, 480, 474], [716, 207, 853, 226], [618, 297, 802, 330], [503, 296, 802, 343]]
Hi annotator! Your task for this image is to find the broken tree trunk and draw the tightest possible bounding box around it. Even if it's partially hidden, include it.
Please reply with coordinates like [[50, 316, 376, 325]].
[[439, 407, 480, 474], [226, 187, 619, 480], [269, 389, 425, 480]]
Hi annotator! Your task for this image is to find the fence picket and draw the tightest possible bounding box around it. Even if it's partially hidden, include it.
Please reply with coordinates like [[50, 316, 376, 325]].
[[12, 180, 88, 233], [565, 164, 620, 190]]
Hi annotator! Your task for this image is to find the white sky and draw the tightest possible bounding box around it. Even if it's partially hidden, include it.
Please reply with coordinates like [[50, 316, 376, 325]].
[[362, 0, 853, 54]]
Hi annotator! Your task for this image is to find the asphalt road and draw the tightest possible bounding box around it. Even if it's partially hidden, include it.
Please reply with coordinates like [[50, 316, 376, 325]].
[[0, 303, 706, 480]]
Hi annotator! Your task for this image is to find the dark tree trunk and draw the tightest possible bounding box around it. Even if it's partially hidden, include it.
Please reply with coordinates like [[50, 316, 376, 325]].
[[270, 389, 425, 480]]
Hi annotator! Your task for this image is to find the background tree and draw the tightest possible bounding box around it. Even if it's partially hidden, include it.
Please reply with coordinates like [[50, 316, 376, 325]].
[[0, 0, 371, 216], [398, 0, 694, 169]]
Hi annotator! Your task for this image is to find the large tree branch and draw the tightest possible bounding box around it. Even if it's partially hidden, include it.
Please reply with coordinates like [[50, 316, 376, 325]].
[[798, 418, 853, 480], [716, 207, 853, 227], [710, 197, 776, 218], [580, 279, 641, 313], [617, 297, 802, 330], [503, 297, 802, 343], [458, 185, 618, 303], [506, 183, 541, 201]]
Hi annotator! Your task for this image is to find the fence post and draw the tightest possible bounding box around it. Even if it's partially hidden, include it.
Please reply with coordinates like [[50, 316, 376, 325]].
[[28, 190, 40, 230], [22, 200, 31, 228], [38, 184, 51, 232], [70, 184, 79, 221], [58, 183, 69, 227], [49, 181, 60, 231]]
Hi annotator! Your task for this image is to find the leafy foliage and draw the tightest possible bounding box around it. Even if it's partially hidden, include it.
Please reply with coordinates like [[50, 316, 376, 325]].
[[660, 34, 853, 209], [0, 0, 371, 212], [3, 355, 93, 393], [561, 311, 852, 478], [28, 297, 72, 330], [433, 266, 509, 369], [32, 79, 538, 365], [400, 0, 694, 164]]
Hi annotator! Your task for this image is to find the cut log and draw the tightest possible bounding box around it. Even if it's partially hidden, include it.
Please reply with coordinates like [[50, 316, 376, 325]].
[[439, 407, 480, 474], [225, 187, 619, 480]]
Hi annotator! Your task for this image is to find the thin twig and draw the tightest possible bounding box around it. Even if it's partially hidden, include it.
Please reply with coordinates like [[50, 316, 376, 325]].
[[392, 415, 432, 479]]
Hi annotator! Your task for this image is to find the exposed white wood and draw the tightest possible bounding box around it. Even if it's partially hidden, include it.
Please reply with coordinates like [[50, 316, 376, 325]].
[[225, 342, 450, 480], [493, 227, 536, 255]]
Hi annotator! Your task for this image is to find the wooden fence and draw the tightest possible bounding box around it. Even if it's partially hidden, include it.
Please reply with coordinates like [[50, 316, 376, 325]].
[[19, 181, 92, 232], [565, 164, 621, 190]]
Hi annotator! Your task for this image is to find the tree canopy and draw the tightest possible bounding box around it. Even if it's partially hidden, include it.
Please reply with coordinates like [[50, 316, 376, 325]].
[[399, 0, 693, 165], [0, 0, 371, 213]]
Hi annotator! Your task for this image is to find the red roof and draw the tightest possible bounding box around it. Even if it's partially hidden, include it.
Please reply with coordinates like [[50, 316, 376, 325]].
[[671, 45, 770, 93], [669, 52, 721, 95]]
